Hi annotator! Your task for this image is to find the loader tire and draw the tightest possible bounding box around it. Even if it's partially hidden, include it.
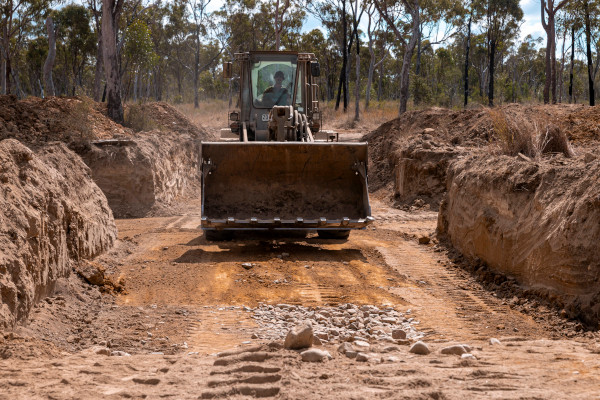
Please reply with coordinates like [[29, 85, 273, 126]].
[[317, 229, 350, 240], [204, 230, 234, 241]]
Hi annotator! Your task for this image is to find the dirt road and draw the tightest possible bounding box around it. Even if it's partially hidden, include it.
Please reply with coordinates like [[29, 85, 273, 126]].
[[2, 196, 599, 399]]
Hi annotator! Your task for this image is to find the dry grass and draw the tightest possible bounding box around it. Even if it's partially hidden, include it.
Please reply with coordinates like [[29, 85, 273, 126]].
[[489, 108, 535, 157], [489, 108, 574, 159], [321, 100, 398, 132], [534, 123, 575, 158], [174, 101, 229, 137], [124, 104, 158, 132], [174, 100, 398, 136]]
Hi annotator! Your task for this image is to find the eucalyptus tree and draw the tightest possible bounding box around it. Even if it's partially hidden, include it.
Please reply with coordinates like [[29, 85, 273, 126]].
[[373, 0, 420, 115], [54, 4, 95, 95], [102, 0, 125, 122], [0, 0, 51, 95], [473, 0, 523, 106], [541, 0, 570, 104]]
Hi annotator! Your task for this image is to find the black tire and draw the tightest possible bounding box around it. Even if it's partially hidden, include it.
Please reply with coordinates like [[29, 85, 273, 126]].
[[204, 230, 233, 241], [317, 229, 350, 240]]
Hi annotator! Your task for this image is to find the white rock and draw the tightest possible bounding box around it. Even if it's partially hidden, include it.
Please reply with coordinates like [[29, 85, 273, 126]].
[[353, 340, 370, 352], [284, 323, 313, 349], [337, 342, 353, 354], [110, 350, 131, 357], [301, 349, 331, 362], [409, 341, 430, 355], [441, 345, 468, 355], [461, 353, 476, 359], [489, 338, 501, 345]]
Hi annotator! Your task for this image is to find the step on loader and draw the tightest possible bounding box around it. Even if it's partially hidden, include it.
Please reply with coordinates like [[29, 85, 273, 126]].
[[201, 51, 374, 240]]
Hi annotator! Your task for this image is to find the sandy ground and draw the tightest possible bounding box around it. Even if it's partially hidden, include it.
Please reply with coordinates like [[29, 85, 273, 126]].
[[2, 196, 600, 399]]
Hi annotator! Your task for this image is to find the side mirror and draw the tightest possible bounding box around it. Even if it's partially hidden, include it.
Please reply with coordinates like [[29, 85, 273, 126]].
[[310, 61, 321, 77], [223, 62, 232, 79]]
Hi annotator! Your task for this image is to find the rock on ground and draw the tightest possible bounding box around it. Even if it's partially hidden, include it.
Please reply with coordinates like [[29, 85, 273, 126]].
[[0, 139, 116, 329], [440, 345, 468, 355], [300, 349, 331, 362], [284, 323, 313, 350], [409, 341, 431, 355]]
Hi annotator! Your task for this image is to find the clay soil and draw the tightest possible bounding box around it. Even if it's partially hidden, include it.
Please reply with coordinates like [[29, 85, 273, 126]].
[[2, 103, 600, 399], [2, 197, 600, 399]]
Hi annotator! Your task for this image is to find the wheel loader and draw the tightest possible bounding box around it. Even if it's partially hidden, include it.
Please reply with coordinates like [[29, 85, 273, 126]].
[[201, 51, 373, 240]]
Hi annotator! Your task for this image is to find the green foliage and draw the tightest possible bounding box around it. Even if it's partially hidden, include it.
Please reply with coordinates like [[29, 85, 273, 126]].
[[124, 19, 159, 71]]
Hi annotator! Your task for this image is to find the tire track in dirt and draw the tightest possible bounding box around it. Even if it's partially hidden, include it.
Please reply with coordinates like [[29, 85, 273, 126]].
[[366, 231, 545, 341]]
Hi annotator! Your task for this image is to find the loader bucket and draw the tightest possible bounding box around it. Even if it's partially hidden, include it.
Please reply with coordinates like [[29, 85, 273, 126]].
[[200, 142, 373, 230]]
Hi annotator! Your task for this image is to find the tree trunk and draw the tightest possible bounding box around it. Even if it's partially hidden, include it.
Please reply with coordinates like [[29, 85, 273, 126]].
[[194, 30, 200, 108], [464, 14, 471, 108], [583, 0, 595, 106], [335, 0, 347, 111], [569, 24, 575, 103], [398, 0, 420, 115], [366, 45, 375, 109], [102, 0, 124, 123], [133, 70, 138, 102], [558, 27, 566, 103], [354, 52, 360, 121], [377, 62, 383, 101], [93, 34, 103, 101], [551, 21, 557, 104], [542, 0, 552, 104], [488, 39, 496, 107], [274, 0, 280, 51], [43, 17, 56, 97]]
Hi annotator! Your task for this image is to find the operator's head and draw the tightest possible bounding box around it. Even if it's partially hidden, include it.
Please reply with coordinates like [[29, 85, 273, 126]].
[[274, 71, 285, 82]]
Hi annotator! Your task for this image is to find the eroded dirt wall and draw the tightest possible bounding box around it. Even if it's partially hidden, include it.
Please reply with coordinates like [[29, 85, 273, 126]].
[[438, 153, 600, 325], [0, 139, 116, 329], [80, 133, 201, 218]]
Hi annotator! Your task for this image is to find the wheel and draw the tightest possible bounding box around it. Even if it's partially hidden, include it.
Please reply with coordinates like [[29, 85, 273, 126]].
[[317, 229, 350, 240], [204, 230, 233, 241]]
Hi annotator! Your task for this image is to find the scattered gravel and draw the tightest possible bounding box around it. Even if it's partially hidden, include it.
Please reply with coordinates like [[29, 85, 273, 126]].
[[247, 303, 424, 344]]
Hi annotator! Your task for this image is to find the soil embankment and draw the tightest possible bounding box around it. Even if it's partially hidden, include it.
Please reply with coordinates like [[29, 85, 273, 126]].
[[0, 139, 116, 329], [365, 104, 592, 208], [80, 132, 202, 218], [438, 153, 600, 326], [368, 104, 600, 326], [0, 95, 210, 218]]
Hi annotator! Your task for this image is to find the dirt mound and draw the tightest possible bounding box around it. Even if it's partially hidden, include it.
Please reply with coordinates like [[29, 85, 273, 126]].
[[125, 102, 212, 139], [0, 139, 116, 329], [438, 152, 600, 326], [80, 131, 201, 218], [561, 105, 600, 144], [365, 104, 590, 207], [0, 95, 131, 147]]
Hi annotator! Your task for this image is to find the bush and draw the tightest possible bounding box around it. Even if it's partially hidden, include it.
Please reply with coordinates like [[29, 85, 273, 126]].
[[489, 109, 535, 157], [124, 105, 157, 132]]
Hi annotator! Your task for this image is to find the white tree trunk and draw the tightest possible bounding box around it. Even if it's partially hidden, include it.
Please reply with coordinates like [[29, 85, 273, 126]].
[[43, 17, 56, 97]]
